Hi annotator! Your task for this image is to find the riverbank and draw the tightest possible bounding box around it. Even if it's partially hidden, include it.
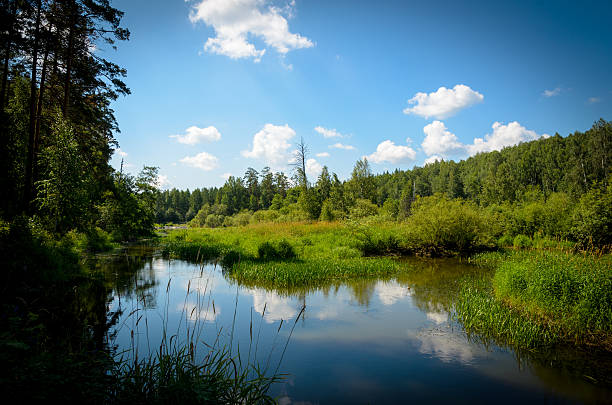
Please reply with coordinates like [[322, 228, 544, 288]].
[[162, 223, 612, 352], [457, 249, 612, 351]]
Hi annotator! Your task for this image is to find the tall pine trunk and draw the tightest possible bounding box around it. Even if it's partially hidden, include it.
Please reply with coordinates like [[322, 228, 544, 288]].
[[33, 27, 51, 188], [25, 0, 42, 211], [63, 2, 76, 117], [0, 1, 15, 109]]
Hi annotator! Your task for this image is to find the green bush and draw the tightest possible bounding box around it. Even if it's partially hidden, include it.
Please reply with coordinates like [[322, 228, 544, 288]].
[[403, 194, 495, 255], [257, 240, 296, 261], [570, 183, 612, 247], [349, 198, 379, 219], [512, 234, 532, 248], [497, 234, 514, 247]]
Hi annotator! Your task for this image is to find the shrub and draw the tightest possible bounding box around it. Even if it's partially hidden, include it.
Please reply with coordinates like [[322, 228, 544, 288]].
[[349, 199, 379, 219], [205, 214, 224, 228], [257, 240, 296, 261], [512, 234, 532, 248], [497, 234, 514, 247], [570, 183, 612, 247], [404, 194, 494, 255]]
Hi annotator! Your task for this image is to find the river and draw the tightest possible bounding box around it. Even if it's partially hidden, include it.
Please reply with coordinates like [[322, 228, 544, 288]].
[[92, 246, 612, 404]]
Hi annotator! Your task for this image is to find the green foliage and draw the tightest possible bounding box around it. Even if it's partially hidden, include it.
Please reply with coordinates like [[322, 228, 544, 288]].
[[461, 250, 612, 349], [513, 234, 532, 248], [570, 182, 612, 247], [456, 280, 561, 349], [298, 188, 322, 220], [96, 166, 159, 241], [319, 199, 335, 221], [257, 240, 297, 261], [232, 258, 401, 288], [381, 198, 399, 219], [36, 112, 91, 233], [493, 251, 612, 340], [205, 214, 225, 228], [403, 194, 495, 255], [349, 198, 379, 219]]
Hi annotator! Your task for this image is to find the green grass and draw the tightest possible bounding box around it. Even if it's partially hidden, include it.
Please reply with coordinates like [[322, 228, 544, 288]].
[[458, 250, 612, 350], [230, 258, 401, 288], [161, 222, 409, 287], [456, 279, 562, 349]]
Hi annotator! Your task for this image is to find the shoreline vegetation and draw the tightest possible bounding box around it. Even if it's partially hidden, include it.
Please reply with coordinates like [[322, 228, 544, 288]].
[[161, 217, 612, 352]]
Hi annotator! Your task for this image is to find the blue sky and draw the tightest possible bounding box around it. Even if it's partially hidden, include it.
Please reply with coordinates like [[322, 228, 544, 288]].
[[107, 0, 612, 189]]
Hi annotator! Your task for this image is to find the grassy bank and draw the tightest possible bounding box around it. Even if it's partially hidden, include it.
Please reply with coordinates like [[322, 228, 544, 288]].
[[456, 250, 612, 350]]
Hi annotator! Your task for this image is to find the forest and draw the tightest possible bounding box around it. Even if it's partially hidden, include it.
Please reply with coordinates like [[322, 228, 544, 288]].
[[158, 121, 611, 248]]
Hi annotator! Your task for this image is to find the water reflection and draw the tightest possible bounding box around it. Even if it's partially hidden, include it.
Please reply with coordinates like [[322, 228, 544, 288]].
[[97, 249, 612, 404]]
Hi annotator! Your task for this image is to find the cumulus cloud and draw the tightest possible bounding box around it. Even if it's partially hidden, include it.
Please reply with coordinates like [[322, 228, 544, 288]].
[[249, 288, 298, 323], [403, 84, 484, 119], [366, 140, 416, 164], [542, 87, 561, 97], [375, 281, 411, 306], [180, 151, 219, 171], [329, 142, 355, 150], [156, 174, 171, 189], [305, 158, 323, 178], [315, 152, 330, 158], [189, 0, 313, 62], [241, 123, 296, 166], [314, 126, 345, 138], [114, 148, 128, 158], [424, 155, 443, 165], [220, 172, 232, 180], [422, 120, 464, 157], [467, 121, 547, 155], [170, 126, 221, 145]]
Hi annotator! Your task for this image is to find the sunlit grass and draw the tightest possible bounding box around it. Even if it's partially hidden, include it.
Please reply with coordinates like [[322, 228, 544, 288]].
[[457, 250, 612, 350]]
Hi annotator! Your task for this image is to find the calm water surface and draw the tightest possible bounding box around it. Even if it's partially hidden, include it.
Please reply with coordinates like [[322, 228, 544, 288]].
[[95, 247, 612, 404]]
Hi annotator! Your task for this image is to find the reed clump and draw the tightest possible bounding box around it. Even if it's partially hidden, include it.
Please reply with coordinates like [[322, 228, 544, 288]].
[[457, 250, 612, 350]]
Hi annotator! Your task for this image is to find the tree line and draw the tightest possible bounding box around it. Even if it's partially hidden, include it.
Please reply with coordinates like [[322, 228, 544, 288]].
[[160, 120, 611, 244]]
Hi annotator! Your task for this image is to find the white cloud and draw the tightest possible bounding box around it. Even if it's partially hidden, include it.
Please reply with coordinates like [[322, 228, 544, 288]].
[[249, 288, 298, 323], [366, 140, 416, 164], [329, 142, 355, 150], [114, 148, 128, 158], [314, 126, 345, 138], [424, 155, 443, 165], [156, 174, 171, 189], [426, 311, 448, 325], [315, 152, 330, 158], [170, 126, 221, 145], [180, 151, 219, 171], [467, 121, 547, 155], [181, 301, 220, 323], [241, 123, 296, 166], [403, 84, 484, 119], [588, 97, 601, 104], [375, 281, 411, 306], [542, 87, 561, 97], [422, 120, 464, 157], [305, 158, 323, 178], [190, 0, 313, 62], [220, 172, 232, 180]]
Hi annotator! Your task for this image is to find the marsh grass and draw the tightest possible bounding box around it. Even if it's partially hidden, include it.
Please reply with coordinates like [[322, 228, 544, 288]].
[[458, 250, 612, 350], [107, 262, 296, 404], [230, 258, 402, 288]]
